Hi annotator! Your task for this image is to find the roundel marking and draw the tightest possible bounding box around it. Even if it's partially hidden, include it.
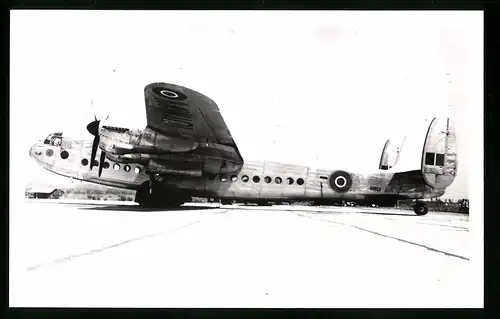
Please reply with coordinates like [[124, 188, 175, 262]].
[[160, 90, 178, 98], [329, 170, 353, 193], [152, 86, 187, 101], [334, 176, 347, 188]]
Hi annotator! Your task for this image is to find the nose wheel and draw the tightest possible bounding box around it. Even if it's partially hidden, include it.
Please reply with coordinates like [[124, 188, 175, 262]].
[[413, 202, 428, 216]]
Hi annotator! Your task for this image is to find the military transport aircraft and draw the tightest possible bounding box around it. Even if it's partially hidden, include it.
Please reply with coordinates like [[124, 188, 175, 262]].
[[29, 82, 458, 215]]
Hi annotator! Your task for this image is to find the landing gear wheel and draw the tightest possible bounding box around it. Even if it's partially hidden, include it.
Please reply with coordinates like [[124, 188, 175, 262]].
[[134, 181, 185, 208], [414, 202, 428, 216]]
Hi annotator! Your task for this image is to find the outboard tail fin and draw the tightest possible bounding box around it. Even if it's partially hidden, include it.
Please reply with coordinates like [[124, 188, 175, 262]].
[[379, 137, 405, 170], [421, 118, 458, 189]]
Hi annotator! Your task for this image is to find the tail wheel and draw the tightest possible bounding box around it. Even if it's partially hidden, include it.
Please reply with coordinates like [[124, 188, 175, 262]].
[[414, 202, 428, 216], [329, 170, 353, 193]]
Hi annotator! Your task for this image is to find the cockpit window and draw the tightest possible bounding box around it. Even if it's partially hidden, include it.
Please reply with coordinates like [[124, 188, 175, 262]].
[[43, 134, 63, 146]]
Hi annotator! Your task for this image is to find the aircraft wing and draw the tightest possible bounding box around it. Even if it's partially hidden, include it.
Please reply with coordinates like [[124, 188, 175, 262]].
[[144, 82, 236, 147]]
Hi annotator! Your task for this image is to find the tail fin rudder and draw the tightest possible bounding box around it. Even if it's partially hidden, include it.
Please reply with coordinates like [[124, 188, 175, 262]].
[[379, 137, 406, 170], [421, 117, 458, 189]]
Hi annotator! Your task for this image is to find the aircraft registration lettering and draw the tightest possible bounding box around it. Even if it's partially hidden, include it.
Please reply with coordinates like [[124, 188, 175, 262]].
[[155, 97, 194, 131]]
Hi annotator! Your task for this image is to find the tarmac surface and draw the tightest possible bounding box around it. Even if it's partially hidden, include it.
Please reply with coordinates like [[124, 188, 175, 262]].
[[10, 199, 476, 308]]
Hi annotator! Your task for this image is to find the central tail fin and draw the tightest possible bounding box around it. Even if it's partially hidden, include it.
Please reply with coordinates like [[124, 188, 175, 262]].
[[379, 137, 406, 170], [421, 117, 458, 189]]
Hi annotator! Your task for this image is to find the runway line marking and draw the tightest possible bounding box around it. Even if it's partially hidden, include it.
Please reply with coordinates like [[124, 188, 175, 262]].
[[297, 213, 469, 261], [26, 219, 205, 272]]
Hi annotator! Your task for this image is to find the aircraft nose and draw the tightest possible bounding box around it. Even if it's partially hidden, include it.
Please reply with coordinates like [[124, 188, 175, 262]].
[[29, 144, 42, 159]]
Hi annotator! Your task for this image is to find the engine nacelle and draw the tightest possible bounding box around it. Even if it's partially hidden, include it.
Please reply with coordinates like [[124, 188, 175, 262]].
[[100, 126, 200, 155], [148, 159, 203, 177]]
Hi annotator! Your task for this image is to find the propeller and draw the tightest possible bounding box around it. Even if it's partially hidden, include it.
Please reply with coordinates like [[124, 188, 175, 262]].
[[86, 113, 109, 177]]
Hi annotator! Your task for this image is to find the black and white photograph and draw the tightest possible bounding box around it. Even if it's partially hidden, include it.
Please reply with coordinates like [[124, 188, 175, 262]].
[[10, 10, 483, 308]]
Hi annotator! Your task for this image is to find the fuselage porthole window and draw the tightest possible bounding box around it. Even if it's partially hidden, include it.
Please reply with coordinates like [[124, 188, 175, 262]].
[[264, 176, 272, 183], [241, 175, 249, 182], [275, 177, 282, 184], [81, 158, 89, 166], [287, 177, 294, 185], [297, 178, 305, 185], [253, 176, 260, 183], [231, 175, 238, 182], [103, 162, 110, 169], [134, 167, 142, 174], [113, 163, 120, 170], [124, 165, 131, 172], [220, 175, 227, 182]]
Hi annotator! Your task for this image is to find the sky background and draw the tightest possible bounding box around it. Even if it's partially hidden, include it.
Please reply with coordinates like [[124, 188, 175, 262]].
[[10, 11, 483, 200]]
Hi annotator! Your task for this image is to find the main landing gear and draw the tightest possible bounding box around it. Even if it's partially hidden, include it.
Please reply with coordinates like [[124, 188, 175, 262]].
[[134, 177, 186, 208], [413, 201, 428, 216]]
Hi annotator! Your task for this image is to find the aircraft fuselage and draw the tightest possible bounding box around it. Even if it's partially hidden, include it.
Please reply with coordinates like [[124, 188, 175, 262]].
[[29, 137, 444, 202]]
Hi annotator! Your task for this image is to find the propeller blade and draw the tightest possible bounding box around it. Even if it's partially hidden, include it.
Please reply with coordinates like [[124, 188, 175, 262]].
[[90, 136, 99, 171], [86, 120, 100, 136], [98, 151, 106, 177]]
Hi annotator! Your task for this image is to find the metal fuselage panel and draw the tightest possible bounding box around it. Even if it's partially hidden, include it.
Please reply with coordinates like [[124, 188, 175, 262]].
[[29, 137, 440, 201]]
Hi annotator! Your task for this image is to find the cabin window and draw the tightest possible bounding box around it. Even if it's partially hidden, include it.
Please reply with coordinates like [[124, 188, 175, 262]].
[[220, 175, 227, 182], [103, 162, 110, 169], [81, 159, 88, 166], [208, 174, 216, 181], [60, 150, 69, 159], [231, 175, 238, 182], [425, 152, 435, 165], [113, 163, 120, 170], [320, 176, 328, 180], [435, 153, 445, 166], [134, 167, 142, 174], [287, 177, 294, 185], [241, 175, 249, 182], [46, 149, 53, 157], [264, 176, 272, 183], [92, 160, 99, 167], [253, 176, 260, 183], [124, 165, 131, 172], [297, 178, 305, 185], [275, 177, 282, 184]]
